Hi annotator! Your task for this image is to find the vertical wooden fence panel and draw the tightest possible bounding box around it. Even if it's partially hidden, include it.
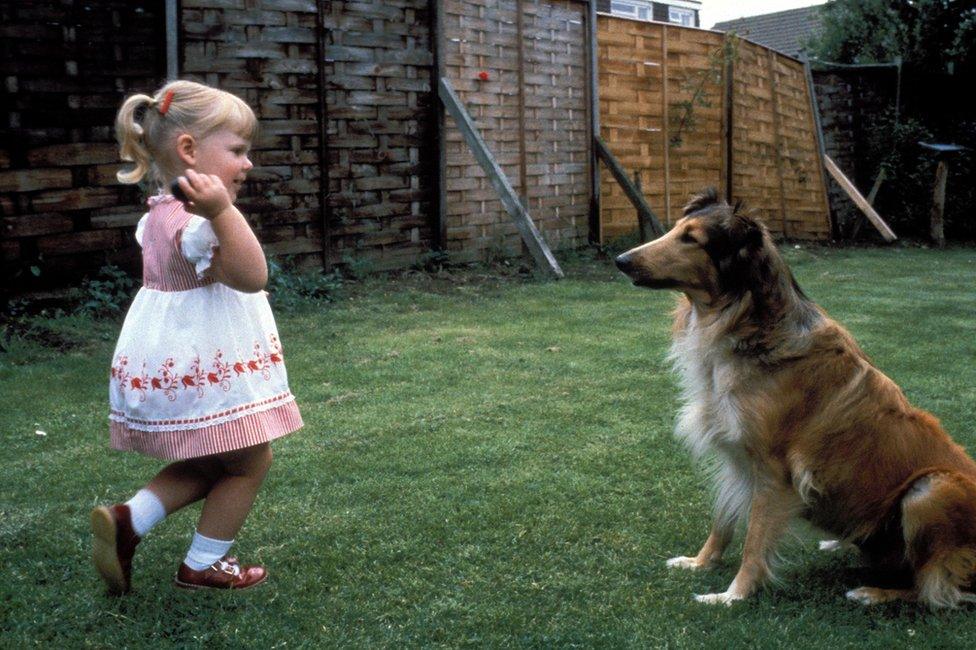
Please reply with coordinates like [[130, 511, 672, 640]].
[[733, 41, 830, 239], [596, 15, 667, 240], [442, 0, 589, 263], [662, 24, 724, 226], [520, 0, 590, 251], [322, 0, 437, 270], [731, 39, 783, 231], [181, 0, 325, 263]]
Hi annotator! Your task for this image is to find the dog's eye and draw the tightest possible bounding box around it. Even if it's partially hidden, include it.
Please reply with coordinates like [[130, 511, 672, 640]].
[[680, 232, 698, 245]]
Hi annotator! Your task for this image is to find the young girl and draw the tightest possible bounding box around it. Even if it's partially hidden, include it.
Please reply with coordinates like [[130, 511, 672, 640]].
[[91, 80, 302, 593]]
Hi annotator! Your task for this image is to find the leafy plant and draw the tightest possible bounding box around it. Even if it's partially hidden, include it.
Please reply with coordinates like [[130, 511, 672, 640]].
[[78, 264, 136, 317], [808, 0, 976, 71], [669, 33, 739, 149], [340, 252, 376, 281], [411, 250, 453, 274], [266, 256, 343, 311]]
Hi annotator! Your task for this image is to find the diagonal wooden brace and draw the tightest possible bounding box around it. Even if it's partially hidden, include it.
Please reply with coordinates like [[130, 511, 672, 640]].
[[438, 77, 564, 279]]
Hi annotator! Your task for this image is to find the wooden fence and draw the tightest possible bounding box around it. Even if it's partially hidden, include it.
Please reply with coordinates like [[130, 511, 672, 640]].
[[0, 0, 165, 287], [440, 0, 591, 263], [2, 3, 838, 294], [597, 15, 830, 242]]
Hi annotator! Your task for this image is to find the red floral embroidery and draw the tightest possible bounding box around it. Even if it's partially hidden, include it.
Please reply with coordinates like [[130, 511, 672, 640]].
[[110, 336, 285, 400]]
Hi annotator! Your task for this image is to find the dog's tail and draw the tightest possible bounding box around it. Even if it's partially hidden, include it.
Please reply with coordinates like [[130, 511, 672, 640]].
[[899, 469, 976, 608]]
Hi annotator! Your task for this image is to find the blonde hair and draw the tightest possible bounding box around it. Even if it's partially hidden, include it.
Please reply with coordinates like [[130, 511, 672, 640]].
[[114, 80, 257, 188]]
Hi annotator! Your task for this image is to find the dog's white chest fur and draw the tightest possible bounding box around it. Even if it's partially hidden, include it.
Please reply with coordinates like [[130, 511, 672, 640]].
[[670, 321, 749, 458], [669, 311, 757, 525]]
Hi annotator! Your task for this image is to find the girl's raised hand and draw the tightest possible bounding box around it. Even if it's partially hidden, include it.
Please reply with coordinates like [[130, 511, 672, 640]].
[[174, 169, 232, 220]]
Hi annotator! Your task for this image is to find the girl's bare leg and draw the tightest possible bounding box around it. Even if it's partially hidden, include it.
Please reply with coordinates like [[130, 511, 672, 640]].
[[195, 442, 273, 540], [144, 457, 224, 514]]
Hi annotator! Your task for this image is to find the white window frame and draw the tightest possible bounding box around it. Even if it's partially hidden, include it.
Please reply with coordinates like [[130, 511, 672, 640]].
[[668, 6, 695, 27], [610, 0, 653, 22]]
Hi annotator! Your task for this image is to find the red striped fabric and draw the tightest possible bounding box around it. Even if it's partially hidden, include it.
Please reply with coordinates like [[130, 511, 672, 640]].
[[142, 198, 216, 292], [110, 392, 295, 428], [110, 397, 302, 460]]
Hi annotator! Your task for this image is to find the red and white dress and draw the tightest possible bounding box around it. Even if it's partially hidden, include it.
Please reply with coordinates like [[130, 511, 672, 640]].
[[108, 194, 302, 460]]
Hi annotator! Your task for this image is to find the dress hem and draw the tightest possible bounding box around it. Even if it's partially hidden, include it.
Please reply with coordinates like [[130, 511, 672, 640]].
[[110, 400, 302, 460]]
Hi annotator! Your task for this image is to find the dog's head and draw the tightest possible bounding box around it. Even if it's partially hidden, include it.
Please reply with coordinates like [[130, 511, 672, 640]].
[[615, 188, 768, 304]]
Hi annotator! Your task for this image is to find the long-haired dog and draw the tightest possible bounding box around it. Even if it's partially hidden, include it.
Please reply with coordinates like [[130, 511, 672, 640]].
[[615, 188, 976, 607]]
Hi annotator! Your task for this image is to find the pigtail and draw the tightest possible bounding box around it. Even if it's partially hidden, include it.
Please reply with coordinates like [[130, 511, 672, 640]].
[[115, 93, 155, 184]]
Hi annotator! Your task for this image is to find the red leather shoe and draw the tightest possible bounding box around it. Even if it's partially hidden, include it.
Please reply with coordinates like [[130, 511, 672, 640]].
[[91, 504, 141, 595], [174, 557, 267, 590]]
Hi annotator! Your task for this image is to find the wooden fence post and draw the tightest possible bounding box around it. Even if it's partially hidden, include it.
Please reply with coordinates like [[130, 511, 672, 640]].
[[929, 159, 948, 248]]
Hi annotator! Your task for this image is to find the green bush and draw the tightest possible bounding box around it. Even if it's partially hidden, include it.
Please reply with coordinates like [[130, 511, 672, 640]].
[[266, 256, 343, 311], [78, 264, 137, 317], [864, 110, 976, 240]]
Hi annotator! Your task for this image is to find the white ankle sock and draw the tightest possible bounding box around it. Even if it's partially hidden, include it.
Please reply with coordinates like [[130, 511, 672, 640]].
[[184, 531, 234, 571], [125, 489, 166, 537]]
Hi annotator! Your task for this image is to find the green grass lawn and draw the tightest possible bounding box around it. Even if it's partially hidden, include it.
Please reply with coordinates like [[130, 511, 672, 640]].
[[2, 246, 975, 648]]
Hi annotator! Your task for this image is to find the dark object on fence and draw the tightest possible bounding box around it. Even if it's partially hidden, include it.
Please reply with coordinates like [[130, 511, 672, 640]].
[[170, 178, 189, 204], [594, 136, 665, 240], [437, 77, 563, 279], [919, 142, 968, 248]]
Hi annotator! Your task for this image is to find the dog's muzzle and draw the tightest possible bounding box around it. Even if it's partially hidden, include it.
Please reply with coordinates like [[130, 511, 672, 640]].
[[615, 252, 635, 276]]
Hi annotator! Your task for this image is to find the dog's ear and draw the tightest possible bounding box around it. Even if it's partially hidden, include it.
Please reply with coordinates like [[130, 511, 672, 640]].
[[683, 187, 721, 216], [732, 215, 764, 258], [716, 214, 766, 293]]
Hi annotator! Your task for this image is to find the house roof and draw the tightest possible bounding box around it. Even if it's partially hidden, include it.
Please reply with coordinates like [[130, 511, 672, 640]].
[[711, 5, 823, 58]]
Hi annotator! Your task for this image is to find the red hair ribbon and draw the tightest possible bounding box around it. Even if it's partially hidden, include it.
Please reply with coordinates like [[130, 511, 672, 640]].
[[158, 89, 175, 116]]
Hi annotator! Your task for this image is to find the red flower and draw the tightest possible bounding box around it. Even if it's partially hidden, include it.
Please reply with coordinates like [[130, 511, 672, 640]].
[[151, 377, 162, 389], [269, 353, 282, 364], [181, 375, 196, 388], [208, 372, 220, 384], [247, 360, 260, 372], [130, 377, 143, 390], [233, 362, 246, 375]]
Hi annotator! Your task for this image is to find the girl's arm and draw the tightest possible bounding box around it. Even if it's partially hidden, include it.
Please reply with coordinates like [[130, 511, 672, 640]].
[[176, 170, 268, 293]]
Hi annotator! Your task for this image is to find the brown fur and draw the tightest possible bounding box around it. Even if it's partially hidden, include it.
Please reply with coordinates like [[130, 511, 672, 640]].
[[615, 188, 976, 607]]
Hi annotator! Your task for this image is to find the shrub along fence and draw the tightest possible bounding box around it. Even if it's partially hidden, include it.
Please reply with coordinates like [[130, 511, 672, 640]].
[[812, 62, 976, 241]]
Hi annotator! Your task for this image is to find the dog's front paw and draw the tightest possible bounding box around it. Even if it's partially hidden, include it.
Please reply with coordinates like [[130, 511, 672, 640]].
[[694, 591, 744, 606], [666, 555, 711, 571], [845, 586, 909, 605], [819, 539, 855, 553]]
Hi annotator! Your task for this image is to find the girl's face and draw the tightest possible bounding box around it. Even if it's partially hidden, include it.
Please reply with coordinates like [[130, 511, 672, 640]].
[[190, 128, 253, 201]]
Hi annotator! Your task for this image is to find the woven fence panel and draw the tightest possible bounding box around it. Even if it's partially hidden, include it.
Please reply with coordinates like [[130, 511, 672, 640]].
[[520, 1, 590, 251], [661, 24, 724, 228], [442, 0, 589, 263], [324, 0, 437, 270], [0, 0, 164, 290], [181, 0, 325, 263], [595, 14, 667, 239], [597, 15, 829, 242], [732, 41, 830, 239]]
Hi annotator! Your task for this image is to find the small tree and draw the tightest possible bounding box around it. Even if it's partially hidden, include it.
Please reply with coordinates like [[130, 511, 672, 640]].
[[809, 0, 976, 71]]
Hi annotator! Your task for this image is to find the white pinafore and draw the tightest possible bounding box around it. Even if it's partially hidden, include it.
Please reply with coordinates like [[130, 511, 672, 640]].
[[108, 195, 302, 460]]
